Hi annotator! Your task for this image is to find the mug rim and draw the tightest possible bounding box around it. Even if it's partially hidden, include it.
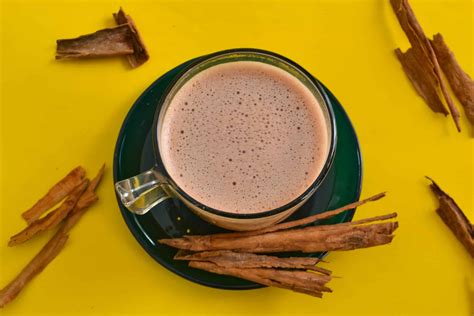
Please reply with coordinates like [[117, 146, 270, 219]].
[[152, 48, 337, 219]]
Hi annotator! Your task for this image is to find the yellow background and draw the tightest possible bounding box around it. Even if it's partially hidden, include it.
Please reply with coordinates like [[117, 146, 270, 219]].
[[1, 0, 473, 315]]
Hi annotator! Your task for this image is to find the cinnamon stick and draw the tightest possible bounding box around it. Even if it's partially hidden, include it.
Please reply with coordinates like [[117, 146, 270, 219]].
[[0, 165, 104, 308], [21, 166, 86, 224], [427, 177, 473, 257], [166, 197, 397, 298], [390, 0, 461, 131], [113, 8, 149, 68], [189, 261, 331, 297], [56, 164, 105, 237], [9, 180, 89, 246], [0, 234, 69, 308], [431, 33, 474, 126], [159, 216, 398, 253], [175, 250, 331, 275], [56, 24, 134, 59], [75, 164, 104, 210], [395, 48, 447, 114], [208, 192, 386, 239]]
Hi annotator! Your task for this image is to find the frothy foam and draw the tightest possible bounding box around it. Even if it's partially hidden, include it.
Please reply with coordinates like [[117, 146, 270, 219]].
[[160, 61, 329, 214]]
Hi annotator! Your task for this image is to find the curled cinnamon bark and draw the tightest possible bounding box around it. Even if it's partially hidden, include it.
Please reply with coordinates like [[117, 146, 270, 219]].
[[159, 215, 398, 253], [210, 192, 387, 239], [56, 25, 134, 59], [56, 164, 105, 237], [0, 165, 104, 308], [21, 166, 86, 224], [390, 0, 461, 131], [56, 8, 148, 68], [189, 261, 331, 297], [9, 180, 89, 246], [113, 8, 149, 68], [427, 177, 473, 257], [175, 250, 331, 275], [395, 48, 447, 114], [431, 34, 474, 126], [0, 234, 69, 308], [164, 195, 397, 298]]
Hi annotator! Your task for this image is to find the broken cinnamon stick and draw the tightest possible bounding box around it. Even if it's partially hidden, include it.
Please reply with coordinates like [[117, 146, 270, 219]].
[[427, 177, 473, 257], [56, 24, 134, 59], [189, 261, 331, 297], [9, 179, 89, 246], [21, 166, 86, 224], [175, 250, 331, 275], [390, 0, 461, 131], [0, 234, 69, 308], [159, 215, 398, 253], [431, 34, 474, 126], [0, 165, 104, 308], [113, 7, 149, 68], [210, 192, 386, 239]]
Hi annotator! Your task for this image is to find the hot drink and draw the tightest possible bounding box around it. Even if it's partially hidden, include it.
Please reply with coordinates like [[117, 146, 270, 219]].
[[160, 61, 329, 214]]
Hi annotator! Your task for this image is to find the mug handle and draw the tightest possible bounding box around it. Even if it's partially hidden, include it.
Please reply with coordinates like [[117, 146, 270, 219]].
[[115, 166, 171, 215]]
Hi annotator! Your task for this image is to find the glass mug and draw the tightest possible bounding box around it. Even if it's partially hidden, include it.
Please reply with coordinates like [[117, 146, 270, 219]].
[[115, 49, 337, 231]]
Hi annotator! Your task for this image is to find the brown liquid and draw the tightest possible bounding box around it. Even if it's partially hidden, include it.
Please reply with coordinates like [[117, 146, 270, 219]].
[[160, 61, 329, 214]]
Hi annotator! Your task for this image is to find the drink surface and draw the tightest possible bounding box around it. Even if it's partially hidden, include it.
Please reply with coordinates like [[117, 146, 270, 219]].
[[160, 61, 329, 214]]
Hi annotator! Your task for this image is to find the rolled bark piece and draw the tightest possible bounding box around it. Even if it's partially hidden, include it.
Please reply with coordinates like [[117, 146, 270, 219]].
[[210, 192, 387, 239], [57, 165, 105, 236], [9, 180, 89, 246], [159, 218, 398, 253], [0, 165, 104, 308], [395, 48, 447, 114], [427, 177, 473, 257], [390, 0, 461, 131], [175, 250, 331, 275], [189, 261, 331, 297], [113, 7, 149, 68], [0, 234, 69, 308], [56, 24, 134, 59], [431, 34, 474, 126], [21, 166, 86, 223], [75, 164, 104, 210]]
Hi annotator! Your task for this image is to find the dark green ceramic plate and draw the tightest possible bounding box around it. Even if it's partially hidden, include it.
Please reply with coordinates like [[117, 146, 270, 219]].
[[113, 57, 362, 290]]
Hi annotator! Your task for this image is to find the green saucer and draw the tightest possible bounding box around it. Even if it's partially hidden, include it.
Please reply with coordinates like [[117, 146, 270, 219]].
[[113, 57, 362, 290]]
